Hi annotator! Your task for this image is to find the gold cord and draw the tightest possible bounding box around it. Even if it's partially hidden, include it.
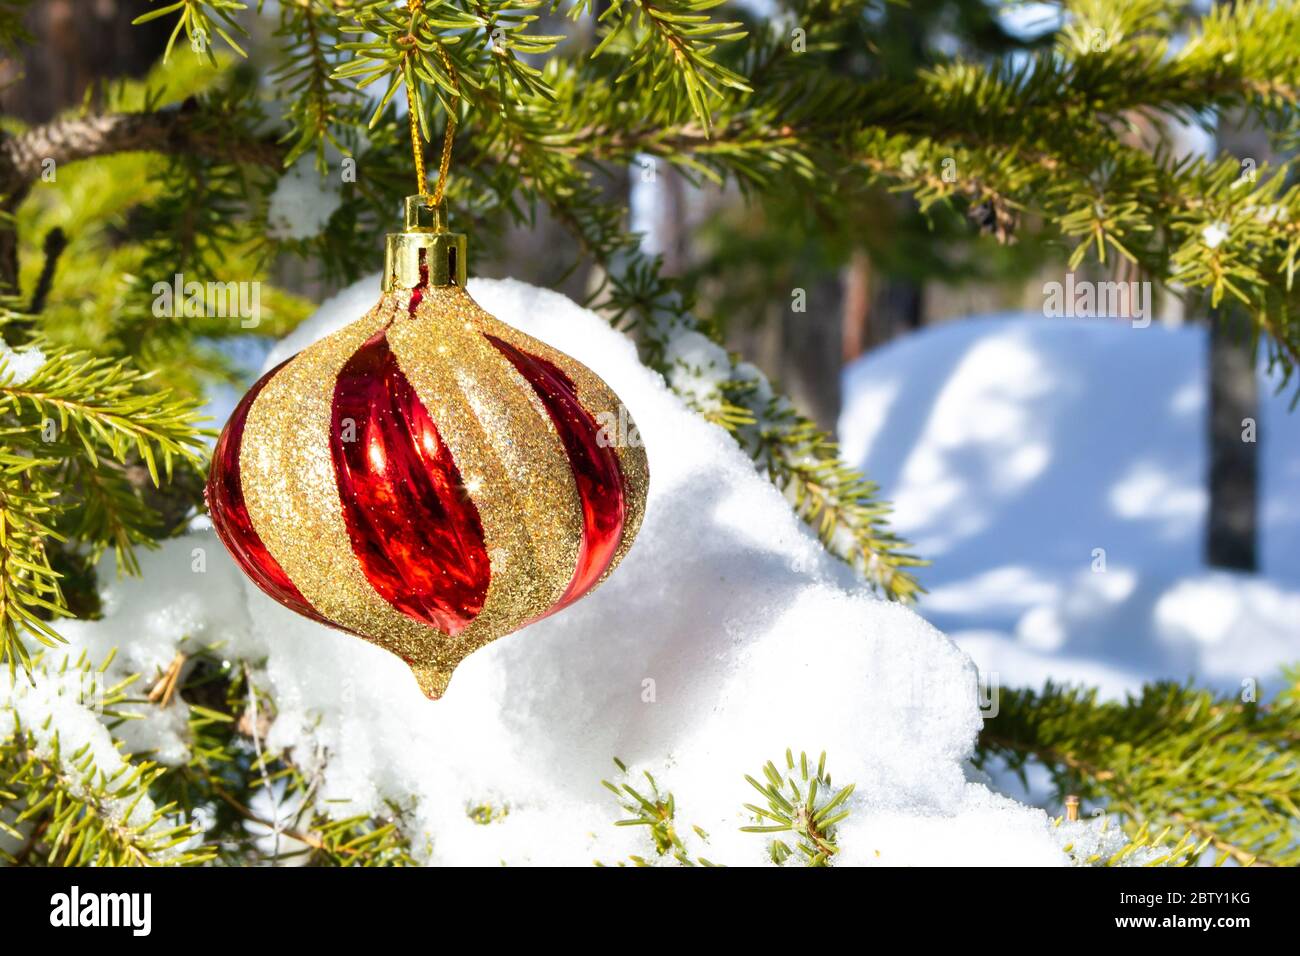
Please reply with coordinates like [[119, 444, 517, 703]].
[[431, 44, 458, 207], [405, 0, 459, 205], [406, 68, 427, 196]]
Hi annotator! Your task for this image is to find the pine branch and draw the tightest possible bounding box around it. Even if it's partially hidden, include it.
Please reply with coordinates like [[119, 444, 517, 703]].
[[273, 0, 359, 168], [1055, 815, 1204, 867], [0, 105, 283, 190], [0, 102, 281, 289], [976, 671, 1300, 867], [0, 340, 208, 675], [0, 454, 68, 677], [59, 459, 164, 577], [131, 0, 250, 64], [582, 0, 750, 131], [333, 0, 563, 135], [742, 749, 853, 866], [0, 653, 212, 866], [544, 0, 1300, 356], [600, 757, 715, 865], [146, 651, 417, 866], [0, 346, 209, 485]]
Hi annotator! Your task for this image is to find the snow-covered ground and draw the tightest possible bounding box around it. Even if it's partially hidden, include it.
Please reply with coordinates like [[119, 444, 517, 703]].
[[839, 314, 1300, 700]]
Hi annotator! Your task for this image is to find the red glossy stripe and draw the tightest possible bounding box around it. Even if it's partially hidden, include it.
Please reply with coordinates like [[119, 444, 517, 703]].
[[485, 334, 626, 617], [206, 361, 330, 625], [331, 331, 490, 634], [407, 254, 428, 316]]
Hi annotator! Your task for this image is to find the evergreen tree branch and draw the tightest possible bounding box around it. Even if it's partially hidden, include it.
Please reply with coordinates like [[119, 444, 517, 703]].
[[975, 672, 1300, 867], [600, 757, 715, 865], [0, 345, 209, 485], [0, 457, 67, 677], [580, 0, 750, 131], [273, 0, 359, 168], [0, 106, 284, 189], [0, 340, 208, 676], [149, 651, 416, 866], [742, 749, 853, 866], [0, 653, 212, 866], [132, 0, 250, 63]]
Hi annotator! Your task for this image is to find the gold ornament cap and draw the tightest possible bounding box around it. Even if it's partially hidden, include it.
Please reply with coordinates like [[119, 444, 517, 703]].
[[384, 195, 468, 291]]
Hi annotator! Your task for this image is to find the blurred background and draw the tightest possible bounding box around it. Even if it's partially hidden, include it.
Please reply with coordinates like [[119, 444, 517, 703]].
[[4, 0, 1296, 704]]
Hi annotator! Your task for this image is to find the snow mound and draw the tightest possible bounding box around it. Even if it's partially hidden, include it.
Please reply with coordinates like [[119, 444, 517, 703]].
[[61, 280, 1074, 865], [839, 314, 1300, 698]]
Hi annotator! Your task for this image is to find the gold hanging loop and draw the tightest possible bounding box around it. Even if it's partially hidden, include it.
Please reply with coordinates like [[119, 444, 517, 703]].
[[404, 0, 460, 204], [431, 43, 459, 207]]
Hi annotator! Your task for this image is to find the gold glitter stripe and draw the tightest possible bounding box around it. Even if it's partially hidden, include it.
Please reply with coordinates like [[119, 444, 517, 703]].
[[387, 286, 581, 648], [482, 319, 650, 584]]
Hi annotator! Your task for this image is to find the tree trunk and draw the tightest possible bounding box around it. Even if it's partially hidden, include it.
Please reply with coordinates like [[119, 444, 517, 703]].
[[841, 249, 871, 362], [1205, 309, 1258, 570], [873, 275, 924, 342], [1206, 101, 1264, 570], [780, 272, 844, 431], [0, 1, 169, 124], [726, 269, 845, 433]]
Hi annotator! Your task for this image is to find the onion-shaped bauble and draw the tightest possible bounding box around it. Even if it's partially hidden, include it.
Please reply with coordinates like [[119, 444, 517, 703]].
[[206, 282, 648, 698]]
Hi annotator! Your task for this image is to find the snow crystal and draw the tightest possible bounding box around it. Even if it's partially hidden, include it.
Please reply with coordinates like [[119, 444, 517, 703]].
[[56, 279, 1087, 865], [266, 159, 343, 240], [1201, 222, 1229, 249]]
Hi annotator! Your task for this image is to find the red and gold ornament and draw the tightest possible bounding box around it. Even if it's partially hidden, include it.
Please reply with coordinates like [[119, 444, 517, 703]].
[[206, 197, 649, 697]]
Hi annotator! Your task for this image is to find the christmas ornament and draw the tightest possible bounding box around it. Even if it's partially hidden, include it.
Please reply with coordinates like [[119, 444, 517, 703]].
[[206, 195, 649, 698], [207, 36, 648, 698], [207, 37, 648, 698]]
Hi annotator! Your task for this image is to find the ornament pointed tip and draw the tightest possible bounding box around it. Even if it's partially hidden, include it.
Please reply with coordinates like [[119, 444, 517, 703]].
[[410, 660, 454, 700]]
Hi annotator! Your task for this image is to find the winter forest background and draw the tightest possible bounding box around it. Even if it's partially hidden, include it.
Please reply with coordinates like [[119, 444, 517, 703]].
[[0, 0, 1297, 867]]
